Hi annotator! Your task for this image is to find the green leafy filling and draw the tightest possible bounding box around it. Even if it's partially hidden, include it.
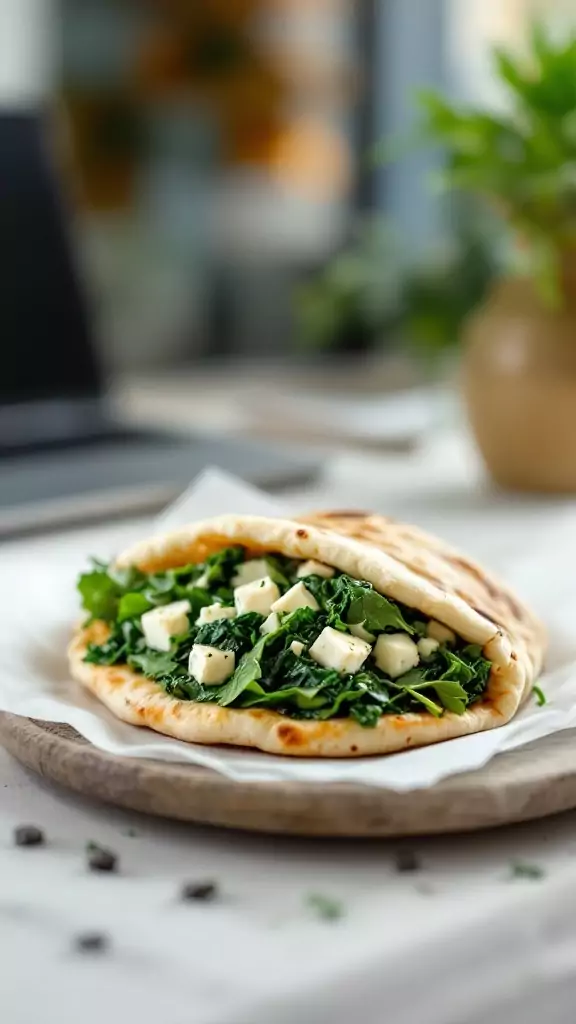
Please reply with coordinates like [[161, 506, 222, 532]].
[[79, 548, 492, 727]]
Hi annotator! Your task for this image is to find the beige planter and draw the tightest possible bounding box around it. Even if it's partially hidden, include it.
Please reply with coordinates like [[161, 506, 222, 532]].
[[462, 275, 576, 492]]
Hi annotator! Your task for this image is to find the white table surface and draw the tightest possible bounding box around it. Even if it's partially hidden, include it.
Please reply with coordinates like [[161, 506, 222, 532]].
[[4, 428, 576, 1024]]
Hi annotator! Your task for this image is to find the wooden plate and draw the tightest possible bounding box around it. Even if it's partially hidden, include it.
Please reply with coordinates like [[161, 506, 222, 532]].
[[0, 712, 574, 836]]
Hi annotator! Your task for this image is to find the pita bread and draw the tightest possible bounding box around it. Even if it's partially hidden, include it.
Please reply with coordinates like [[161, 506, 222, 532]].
[[68, 512, 546, 758]]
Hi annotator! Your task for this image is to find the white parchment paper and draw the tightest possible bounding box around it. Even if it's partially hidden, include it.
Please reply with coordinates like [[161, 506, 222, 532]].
[[1, 466, 575, 791]]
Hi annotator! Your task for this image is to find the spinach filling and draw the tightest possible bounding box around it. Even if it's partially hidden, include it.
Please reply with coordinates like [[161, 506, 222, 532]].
[[78, 546, 492, 727]]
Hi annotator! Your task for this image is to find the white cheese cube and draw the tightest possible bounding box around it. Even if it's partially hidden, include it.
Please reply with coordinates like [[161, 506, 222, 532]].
[[196, 603, 236, 626], [427, 620, 456, 645], [188, 644, 235, 685], [231, 558, 271, 588], [296, 559, 334, 579], [349, 621, 376, 643], [290, 640, 305, 656], [309, 626, 371, 675], [417, 637, 440, 661], [234, 576, 280, 616], [195, 571, 210, 589], [271, 581, 319, 615], [260, 612, 280, 635], [373, 633, 419, 679], [141, 600, 191, 652]]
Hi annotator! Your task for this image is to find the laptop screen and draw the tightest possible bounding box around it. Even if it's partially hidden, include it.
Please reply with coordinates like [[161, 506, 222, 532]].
[[0, 113, 102, 406]]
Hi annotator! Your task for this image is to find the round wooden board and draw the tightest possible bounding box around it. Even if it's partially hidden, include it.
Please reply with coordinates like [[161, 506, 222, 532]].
[[1, 712, 575, 836]]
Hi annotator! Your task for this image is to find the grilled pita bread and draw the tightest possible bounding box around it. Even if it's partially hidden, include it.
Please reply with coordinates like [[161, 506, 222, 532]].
[[68, 512, 546, 757]]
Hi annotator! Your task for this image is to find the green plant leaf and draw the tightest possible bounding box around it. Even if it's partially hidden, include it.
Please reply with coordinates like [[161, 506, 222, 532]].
[[493, 46, 530, 98], [510, 861, 545, 880], [373, 22, 576, 302], [128, 650, 181, 678], [347, 587, 415, 635], [306, 893, 345, 921], [405, 688, 443, 717], [117, 592, 153, 623], [431, 680, 468, 715], [532, 684, 547, 706], [217, 636, 268, 706], [194, 612, 263, 656], [78, 570, 122, 622]]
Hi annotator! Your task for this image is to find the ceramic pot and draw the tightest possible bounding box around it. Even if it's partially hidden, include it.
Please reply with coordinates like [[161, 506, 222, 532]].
[[461, 273, 576, 492]]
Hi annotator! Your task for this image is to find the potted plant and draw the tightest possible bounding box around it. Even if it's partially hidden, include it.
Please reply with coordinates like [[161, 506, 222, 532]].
[[407, 24, 576, 491], [295, 219, 495, 363]]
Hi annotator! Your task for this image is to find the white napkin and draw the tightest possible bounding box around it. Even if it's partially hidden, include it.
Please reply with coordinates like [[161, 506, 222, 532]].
[[0, 466, 574, 791]]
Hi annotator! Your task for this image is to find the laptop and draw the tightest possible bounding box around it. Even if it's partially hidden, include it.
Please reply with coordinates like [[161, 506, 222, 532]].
[[0, 114, 317, 537]]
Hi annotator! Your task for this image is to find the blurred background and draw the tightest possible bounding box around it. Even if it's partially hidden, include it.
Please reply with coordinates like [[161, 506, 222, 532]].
[[3, 0, 576, 532], [48, 0, 569, 372]]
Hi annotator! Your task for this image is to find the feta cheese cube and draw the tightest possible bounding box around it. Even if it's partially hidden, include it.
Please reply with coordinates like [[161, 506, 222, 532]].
[[309, 626, 371, 674], [234, 576, 280, 616], [260, 612, 280, 635], [426, 620, 456, 645], [373, 633, 419, 679], [290, 640, 305, 656], [195, 603, 236, 626], [296, 559, 334, 579], [141, 600, 191, 652], [271, 581, 319, 615], [231, 558, 270, 588], [195, 571, 210, 589], [188, 644, 235, 685], [349, 620, 375, 643], [417, 637, 440, 661]]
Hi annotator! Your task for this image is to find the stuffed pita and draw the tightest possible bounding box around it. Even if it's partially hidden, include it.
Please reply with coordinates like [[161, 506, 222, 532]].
[[69, 512, 546, 757]]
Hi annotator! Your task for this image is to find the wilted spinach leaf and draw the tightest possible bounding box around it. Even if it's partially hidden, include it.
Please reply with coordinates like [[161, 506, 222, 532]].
[[348, 588, 415, 635], [350, 703, 382, 727], [307, 574, 415, 635], [217, 636, 268, 706], [202, 546, 245, 588], [195, 612, 263, 655], [387, 662, 470, 715], [241, 684, 327, 711], [532, 685, 546, 706], [404, 688, 443, 717], [264, 555, 294, 589], [128, 649, 181, 679], [430, 679, 468, 714]]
